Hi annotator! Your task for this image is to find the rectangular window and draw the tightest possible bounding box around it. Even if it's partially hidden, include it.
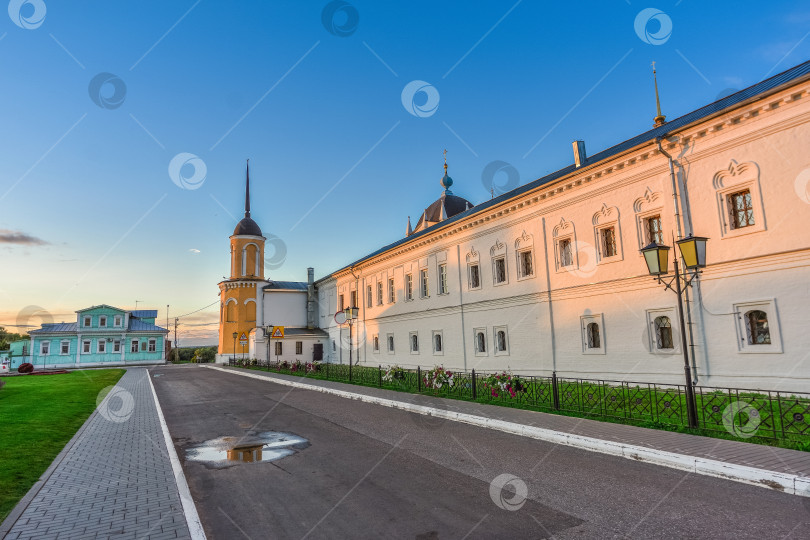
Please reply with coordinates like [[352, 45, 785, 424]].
[[296, 341, 303, 355], [98, 340, 106, 353], [367, 285, 373, 308], [388, 278, 395, 303], [420, 269, 429, 297], [114, 315, 122, 327], [275, 341, 283, 355], [113, 340, 121, 353], [469, 264, 480, 289], [519, 250, 533, 278], [377, 281, 383, 305], [410, 332, 419, 354], [438, 264, 448, 294], [131, 340, 139, 353], [61, 341, 69, 355], [84, 316, 91, 327], [99, 316, 107, 328], [40, 341, 50, 355], [350, 291, 358, 309], [83, 340, 91, 354], [338, 294, 345, 311], [148, 339, 156, 353], [645, 215, 663, 245], [405, 274, 413, 300], [602, 227, 617, 258], [729, 190, 754, 229], [494, 257, 507, 283], [559, 239, 573, 267], [387, 334, 395, 353]]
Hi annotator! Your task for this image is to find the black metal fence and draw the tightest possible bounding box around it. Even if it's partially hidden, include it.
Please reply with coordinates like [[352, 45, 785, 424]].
[[226, 359, 810, 443]]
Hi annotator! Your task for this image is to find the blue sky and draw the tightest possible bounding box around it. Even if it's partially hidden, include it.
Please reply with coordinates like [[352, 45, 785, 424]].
[[1, 1, 808, 344]]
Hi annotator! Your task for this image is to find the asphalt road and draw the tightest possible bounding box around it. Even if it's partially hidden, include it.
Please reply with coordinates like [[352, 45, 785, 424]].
[[151, 365, 810, 539]]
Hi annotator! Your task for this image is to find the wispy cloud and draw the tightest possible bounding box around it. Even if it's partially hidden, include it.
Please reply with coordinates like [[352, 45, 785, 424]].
[[189, 248, 201, 253], [0, 229, 48, 246]]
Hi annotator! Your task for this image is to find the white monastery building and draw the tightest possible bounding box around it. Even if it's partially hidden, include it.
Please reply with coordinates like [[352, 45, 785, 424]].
[[218, 60, 810, 392]]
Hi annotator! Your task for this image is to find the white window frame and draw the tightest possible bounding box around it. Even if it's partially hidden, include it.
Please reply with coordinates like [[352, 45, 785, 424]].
[[438, 264, 448, 295], [516, 249, 535, 280], [713, 160, 766, 239], [114, 315, 122, 327], [405, 274, 414, 301], [131, 339, 139, 353], [83, 316, 92, 327], [83, 340, 92, 354], [492, 256, 508, 285], [493, 326, 509, 356], [113, 340, 121, 353], [377, 281, 384, 305], [40, 341, 50, 355], [556, 237, 575, 269], [148, 339, 157, 353], [733, 299, 782, 353], [432, 330, 444, 356], [296, 341, 303, 355], [595, 224, 623, 263], [60, 340, 70, 355], [420, 268, 429, 298], [388, 277, 395, 303], [635, 210, 664, 250], [645, 308, 680, 355], [387, 333, 395, 354], [468, 263, 481, 290], [99, 316, 107, 328], [367, 285, 373, 308], [98, 340, 107, 354], [473, 327, 488, 356], [409, 331, 419, 354], [580, 314, 606, 355]]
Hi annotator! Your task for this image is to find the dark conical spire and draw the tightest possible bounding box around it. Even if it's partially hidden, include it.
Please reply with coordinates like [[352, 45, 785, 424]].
[[245, 159, 251, 218]]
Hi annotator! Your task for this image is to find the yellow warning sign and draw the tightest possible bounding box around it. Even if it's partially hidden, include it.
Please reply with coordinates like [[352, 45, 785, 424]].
[[270, 326, 285, 339], [239, 332, 248, 344]]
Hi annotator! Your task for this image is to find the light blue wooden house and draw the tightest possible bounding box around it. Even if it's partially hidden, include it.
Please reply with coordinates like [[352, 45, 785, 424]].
[[25, 305, 169, 368]]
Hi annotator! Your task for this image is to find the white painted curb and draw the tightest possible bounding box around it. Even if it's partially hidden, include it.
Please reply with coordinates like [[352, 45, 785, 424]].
[[207, 365, 810, 497], [148, 370, 207, 540]]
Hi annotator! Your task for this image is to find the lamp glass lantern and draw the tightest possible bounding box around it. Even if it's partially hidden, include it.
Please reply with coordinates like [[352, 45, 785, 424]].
[[232, 332, 238, 339], [676, 235, 708, 269], [344, 306, 359, 320], [641, 242, 671, 276]]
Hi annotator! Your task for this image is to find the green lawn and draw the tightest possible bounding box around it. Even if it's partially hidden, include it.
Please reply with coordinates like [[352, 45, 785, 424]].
[[0, 369, 125, 523]]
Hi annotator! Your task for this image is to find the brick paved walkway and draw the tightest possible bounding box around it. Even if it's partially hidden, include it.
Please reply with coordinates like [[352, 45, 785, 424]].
[[3, 368, 193, 540]]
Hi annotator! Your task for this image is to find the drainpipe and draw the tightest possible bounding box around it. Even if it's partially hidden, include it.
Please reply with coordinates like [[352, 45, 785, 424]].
[[456, 245, 468, 372], [657, 136, 699, 384], [349, 265, 360, 366]]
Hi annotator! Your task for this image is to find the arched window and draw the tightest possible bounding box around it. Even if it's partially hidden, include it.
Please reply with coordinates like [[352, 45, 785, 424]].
[[476, 332, 486, 353], [245, 301, 256, 322], [388, 335, 394, 352], [225, 301, 236, 322], [745, 310, 771, 345], [434, 333, 442, 352], [654, 316, 673, 349], [411, 334, 419, 352], [586, 322, 600, 349], [373, 336, 379, 351], [496, 330, 507, 352]]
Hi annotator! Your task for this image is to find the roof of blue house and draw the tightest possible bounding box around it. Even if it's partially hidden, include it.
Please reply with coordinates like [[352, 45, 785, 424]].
[[319, 58, 810, 280], [130, 310, 158, 318], [30, 323, 77, 334], [29, 318, 168, 334]]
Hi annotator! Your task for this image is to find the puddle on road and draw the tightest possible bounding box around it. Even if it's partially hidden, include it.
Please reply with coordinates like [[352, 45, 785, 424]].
[[185, 431, 309, 469]]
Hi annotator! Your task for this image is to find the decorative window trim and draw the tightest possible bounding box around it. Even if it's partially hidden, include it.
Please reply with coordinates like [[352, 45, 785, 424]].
[[99, 316, 107, 328], [83, 316, 92, 327], [82, 340, 92, 354], [130, 339, 139, 354], [645, 308, 680, 355], [490, 240, 508, 286], [633, 189, 664, 251], [493, 326, 509, 356], [114, 315, 123, 327], [592, 204, 623, 264], [387, 333, 395, 354], [713, 160, 766, 239], [552, 218, 578, 272], [732, 299, 782, 353], [40, 341, 50, 355], [473, 328, 488, 357], [224, 298, 238, 322], [580, 314, 606, 355], [60, 340, 70, 355], [432, 330, 444, 356], [514, 231, 535, 280], [372, 334, 380, 353], [409, 331, 419, 354], [148, 339, 157, 353], [98, 339, 107, 354], [468, 263, 481, 290], [113, 340, 121, 353]]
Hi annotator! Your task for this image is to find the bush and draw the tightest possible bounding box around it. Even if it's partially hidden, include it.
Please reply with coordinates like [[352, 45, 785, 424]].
[[18, 363, 34, 374]]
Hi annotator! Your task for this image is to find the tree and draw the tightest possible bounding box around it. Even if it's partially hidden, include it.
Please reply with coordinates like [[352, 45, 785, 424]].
[[194, 347, 216, 363], [0, 327, 26, 351]]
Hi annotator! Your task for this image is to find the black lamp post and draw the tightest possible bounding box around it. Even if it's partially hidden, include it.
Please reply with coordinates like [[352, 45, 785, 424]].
[[344, 306, 359, 381], [640, 235, 708, 429], [232, 332, 237, 363]]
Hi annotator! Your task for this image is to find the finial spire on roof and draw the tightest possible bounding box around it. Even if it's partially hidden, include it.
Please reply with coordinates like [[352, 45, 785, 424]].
[[245, 159, 251, 218], [439, 200, 448, 221], [652, 61, 666, 127], [440, 149, 454, 194], [443, 148, 447, 175], [406, 216, 413, 236]]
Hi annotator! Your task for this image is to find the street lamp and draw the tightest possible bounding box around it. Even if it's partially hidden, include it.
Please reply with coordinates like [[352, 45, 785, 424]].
[[640, 235, 709, 429], [344, 306, 359, 381], [232, 332, 237, 363]]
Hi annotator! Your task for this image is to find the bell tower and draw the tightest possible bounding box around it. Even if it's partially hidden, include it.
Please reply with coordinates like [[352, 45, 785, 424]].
[[217, 161, 267, 360]]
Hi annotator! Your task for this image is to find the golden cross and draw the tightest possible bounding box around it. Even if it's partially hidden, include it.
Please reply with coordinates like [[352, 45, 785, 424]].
[[443, 148, 447, 165]]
